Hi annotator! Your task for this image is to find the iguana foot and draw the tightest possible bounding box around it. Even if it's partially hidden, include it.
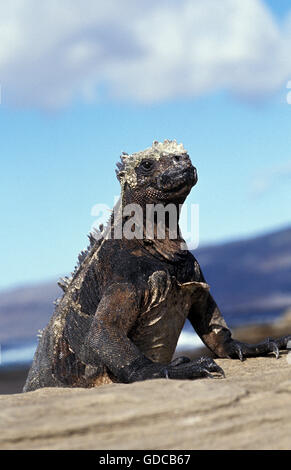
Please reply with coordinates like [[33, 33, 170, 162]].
[[169, 356, 191, 367], [223, 335, 291, 361], [126, 355, 225, 382], [166, 356, 225, 380]]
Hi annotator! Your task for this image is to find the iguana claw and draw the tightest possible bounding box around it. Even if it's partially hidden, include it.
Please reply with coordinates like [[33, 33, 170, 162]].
[[268, 340, 280, 359], [224, 335, 291, 360], [203, 363, 225, 379], [235, 344, 244, 362]]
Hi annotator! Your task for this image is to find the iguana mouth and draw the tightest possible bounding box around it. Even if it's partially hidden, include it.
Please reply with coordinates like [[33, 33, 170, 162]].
[[158, 166, 197, 192]]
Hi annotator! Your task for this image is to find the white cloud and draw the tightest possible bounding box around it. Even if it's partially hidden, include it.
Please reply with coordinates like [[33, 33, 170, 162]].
[[0, 0, 291, 109], [250, 161, 291, 198]]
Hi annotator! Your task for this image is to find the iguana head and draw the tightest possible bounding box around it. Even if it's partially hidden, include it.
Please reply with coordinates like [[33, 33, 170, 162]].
[[116, 140, 197, 204]]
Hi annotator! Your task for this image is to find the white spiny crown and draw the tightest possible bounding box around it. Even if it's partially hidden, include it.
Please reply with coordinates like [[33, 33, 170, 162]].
[[116, 139, 188, 188]]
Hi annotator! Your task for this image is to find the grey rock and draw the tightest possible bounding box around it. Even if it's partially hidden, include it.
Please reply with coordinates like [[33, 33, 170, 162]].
[[1, 355, 291, 450]]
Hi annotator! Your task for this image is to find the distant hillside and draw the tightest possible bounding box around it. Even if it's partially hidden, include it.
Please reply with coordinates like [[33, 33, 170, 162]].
[[0, 226, 291, 345], [194, 226, 291, 326], [0, 282, 60, 344]]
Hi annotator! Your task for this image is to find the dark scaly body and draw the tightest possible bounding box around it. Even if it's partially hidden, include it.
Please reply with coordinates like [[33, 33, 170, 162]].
[[24, 140, 291, 391]]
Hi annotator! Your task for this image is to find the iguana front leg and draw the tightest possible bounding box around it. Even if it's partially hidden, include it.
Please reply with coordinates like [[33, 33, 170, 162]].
[[188, 289, 291, 361], [80, 283, 224, 383]]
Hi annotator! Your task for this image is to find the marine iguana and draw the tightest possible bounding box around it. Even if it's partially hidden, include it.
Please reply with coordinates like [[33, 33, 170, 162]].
[[23, 140, 291, 391]]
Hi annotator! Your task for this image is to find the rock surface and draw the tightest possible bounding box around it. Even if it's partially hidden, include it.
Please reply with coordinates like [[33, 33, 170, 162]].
[[1, 354, 291, 450]]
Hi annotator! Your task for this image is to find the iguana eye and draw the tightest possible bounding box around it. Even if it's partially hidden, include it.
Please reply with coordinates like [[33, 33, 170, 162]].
[[141, 160, 154, 171]]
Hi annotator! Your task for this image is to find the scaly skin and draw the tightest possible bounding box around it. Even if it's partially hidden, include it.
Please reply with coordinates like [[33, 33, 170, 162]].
[[23, 140, 291, 392]]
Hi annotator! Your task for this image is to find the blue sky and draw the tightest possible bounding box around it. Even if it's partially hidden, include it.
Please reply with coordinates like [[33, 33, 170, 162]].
[[0, 0, 291, 290]]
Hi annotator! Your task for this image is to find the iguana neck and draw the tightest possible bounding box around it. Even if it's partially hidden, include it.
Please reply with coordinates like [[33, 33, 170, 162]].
[[120, 189, 188, 263]]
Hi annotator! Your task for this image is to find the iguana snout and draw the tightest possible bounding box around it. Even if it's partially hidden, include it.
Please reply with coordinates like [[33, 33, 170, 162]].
[[156, 156, 197, 193]]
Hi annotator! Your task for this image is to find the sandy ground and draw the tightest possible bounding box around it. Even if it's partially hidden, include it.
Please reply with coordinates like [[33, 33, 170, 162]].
[[0, 354, 291, 450]]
